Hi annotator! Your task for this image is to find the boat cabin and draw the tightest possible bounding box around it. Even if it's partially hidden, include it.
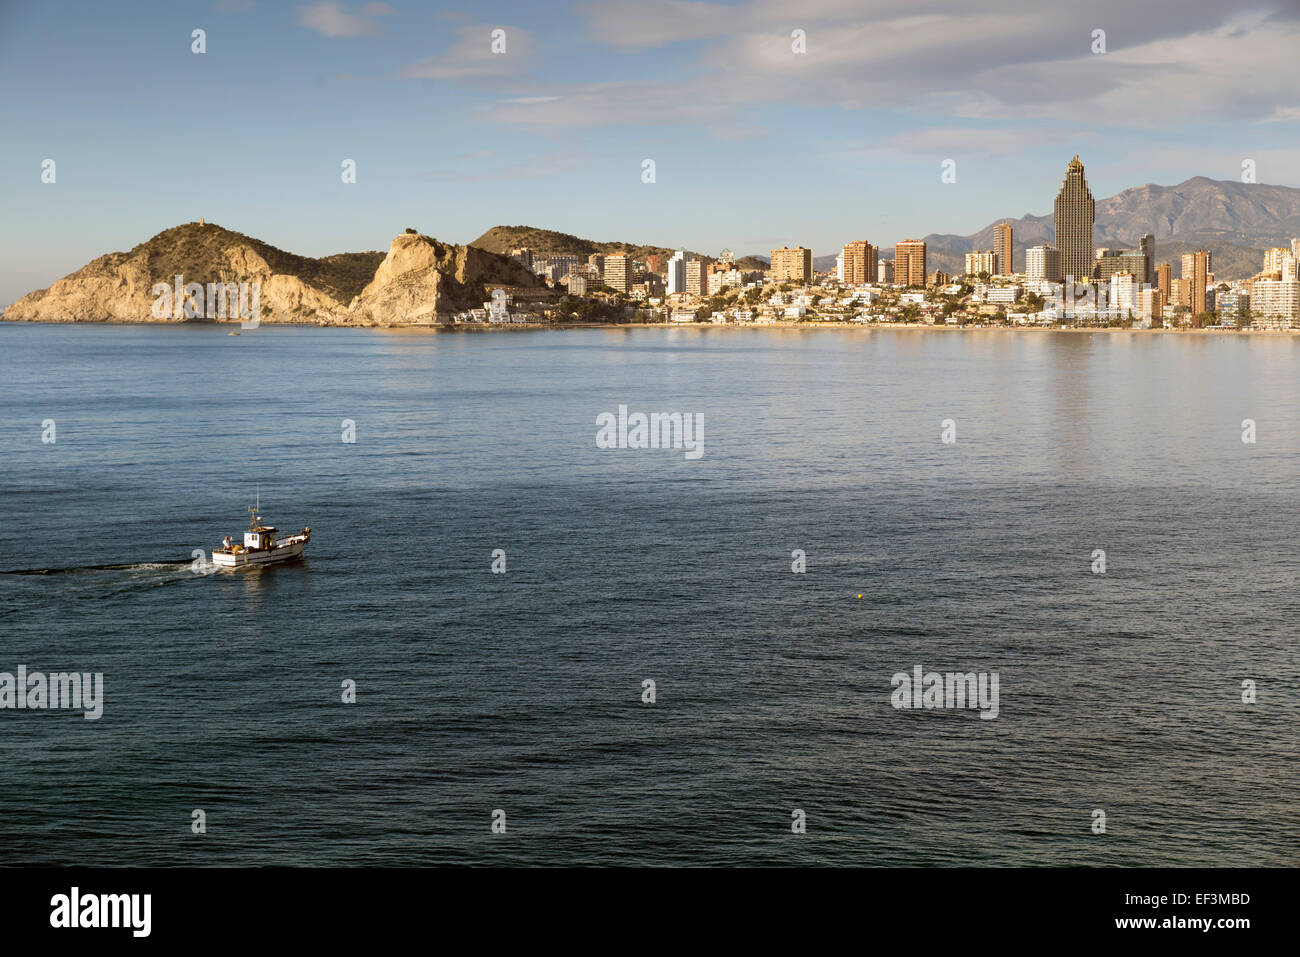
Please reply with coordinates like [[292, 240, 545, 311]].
[[245, 525, 277, 550]]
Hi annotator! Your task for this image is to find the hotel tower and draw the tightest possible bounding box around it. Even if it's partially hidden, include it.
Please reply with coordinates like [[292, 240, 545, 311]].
[[1053, 156, 1096, 282]]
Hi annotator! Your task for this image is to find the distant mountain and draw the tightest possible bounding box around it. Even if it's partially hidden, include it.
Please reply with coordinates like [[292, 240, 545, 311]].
[[4, 223, 544, 325], [917, 177, 1300, 279]]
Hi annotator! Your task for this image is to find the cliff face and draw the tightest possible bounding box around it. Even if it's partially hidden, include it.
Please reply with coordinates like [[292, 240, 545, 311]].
[[4, 223, 543, 325], [346, 232, 546, 325]]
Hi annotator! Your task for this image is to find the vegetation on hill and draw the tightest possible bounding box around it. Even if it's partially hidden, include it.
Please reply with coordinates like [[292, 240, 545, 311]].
[[115, 222, 385, 302], [471, 225, 713, 265]]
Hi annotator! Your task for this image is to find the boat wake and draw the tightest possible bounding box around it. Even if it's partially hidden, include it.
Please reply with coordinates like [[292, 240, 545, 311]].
[[1, 561, 193, 576]]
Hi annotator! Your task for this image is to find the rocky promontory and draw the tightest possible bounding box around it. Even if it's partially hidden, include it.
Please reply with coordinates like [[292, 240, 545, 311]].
[[3, 222, 546, 326]]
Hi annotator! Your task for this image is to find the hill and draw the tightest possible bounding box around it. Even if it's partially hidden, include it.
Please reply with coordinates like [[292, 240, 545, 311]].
[[469, 225, 767, 270], [4, 223, 544, 325]]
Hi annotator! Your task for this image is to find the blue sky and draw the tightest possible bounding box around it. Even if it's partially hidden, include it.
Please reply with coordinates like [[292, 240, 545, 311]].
[[2, 0, 1298, 303]]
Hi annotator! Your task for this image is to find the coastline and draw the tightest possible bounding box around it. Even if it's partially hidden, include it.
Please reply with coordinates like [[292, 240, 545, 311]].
[[3, 317, 1298, 336]]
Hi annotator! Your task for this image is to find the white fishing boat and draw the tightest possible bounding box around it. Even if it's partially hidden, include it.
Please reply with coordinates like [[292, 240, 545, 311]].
[[211, 497, 310, 569]]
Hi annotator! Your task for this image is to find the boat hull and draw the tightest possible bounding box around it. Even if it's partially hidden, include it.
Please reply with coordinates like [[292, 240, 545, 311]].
[[211, 539, 306, 569]]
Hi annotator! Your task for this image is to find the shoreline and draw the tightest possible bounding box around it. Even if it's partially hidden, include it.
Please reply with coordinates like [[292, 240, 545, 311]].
[[3, 317, 1298, 337]]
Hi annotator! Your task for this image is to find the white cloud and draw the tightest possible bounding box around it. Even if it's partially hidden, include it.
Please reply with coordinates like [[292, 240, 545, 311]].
[[297, 1, 393, 38], [565, 0, 1300, 132], [401, 25, 534, 81]]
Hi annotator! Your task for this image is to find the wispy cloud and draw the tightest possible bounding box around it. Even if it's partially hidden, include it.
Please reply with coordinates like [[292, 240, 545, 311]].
[[401, 25, 533, 81], [421, 146, 587, 182], [560, 0, 1300, 134], [297, 1, 395, 38], [844, 126, 1101, 159]]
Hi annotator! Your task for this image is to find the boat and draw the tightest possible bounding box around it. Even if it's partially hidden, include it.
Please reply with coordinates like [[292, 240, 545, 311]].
[[212, 497, 310, 569]]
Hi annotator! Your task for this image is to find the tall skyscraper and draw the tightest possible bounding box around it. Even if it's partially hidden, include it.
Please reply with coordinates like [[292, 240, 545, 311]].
[[994, 222, 1013, 275], [842, 241, 876, 284], [895, 240, 927, 286], [666, 250, 686, 295], [1053, 156, 1095, 282], [770, 246, 813, 283], [1182, 250, 1210, 321], [1139, 234, 1155, 286], [685, 259, 708, 296], [603, 254, 630, 293]]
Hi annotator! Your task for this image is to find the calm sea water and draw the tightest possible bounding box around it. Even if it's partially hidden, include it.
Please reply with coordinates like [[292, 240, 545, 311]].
[[1, 322, 1297, 866]]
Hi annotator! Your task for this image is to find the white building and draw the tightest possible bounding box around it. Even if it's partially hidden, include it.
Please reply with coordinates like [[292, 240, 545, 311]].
[[1026, 245, 1062, 282], [666, 250, 687, 295], [975, 284, 1020, 304], [1250, 279, 1300, 326], [964, 250, 996, 275], [1109, 273, 1139, 316], [708, 269, 744, 295], [486, 289, 510, 322]]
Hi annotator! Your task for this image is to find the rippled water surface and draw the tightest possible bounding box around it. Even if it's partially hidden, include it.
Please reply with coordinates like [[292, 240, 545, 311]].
[[1, 323, 1296, 865]]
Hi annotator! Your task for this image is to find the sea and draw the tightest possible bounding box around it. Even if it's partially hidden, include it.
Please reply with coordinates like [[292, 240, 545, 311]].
[[1, 322, 1297, 866]]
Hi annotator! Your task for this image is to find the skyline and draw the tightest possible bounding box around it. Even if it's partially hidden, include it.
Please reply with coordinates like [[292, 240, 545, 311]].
[[3, 0, 1300, 304]]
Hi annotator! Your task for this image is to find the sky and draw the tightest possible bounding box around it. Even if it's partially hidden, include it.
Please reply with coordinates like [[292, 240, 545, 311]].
[[1, 0, 1298, 303]]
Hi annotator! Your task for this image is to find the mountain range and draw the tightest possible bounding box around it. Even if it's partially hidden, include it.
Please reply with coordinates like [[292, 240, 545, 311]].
[[886, 176, 1300, 279]]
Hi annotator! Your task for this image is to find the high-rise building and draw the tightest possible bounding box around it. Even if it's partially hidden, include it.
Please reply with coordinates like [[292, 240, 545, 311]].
[[686, 259, 708, 296], [842, 241, 877, 284], [1095, 251, 1149, 284], [894, 240, 927, 286], [1249, 279, 1300, 324], [666, 250, 686, 295], [1218, 290, 1248, 324], [1139, 234, 1155, 286], [645, 254, 664, 274], [603, 254, 631, 293], [588, 253, 605, 275], [1182, 250, 1210, 320], [1026, 244, 1062, 282], [1155, 262, 1171, 301], [770, 246, 813, 283], [1110, 273, 1140, 317], [964, 250, 996, 276], [994, 222, 1013, 275], [1053, 155, 1096, 282], [1263, 246, 1291, 274], [877, 260, 894, 284]]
